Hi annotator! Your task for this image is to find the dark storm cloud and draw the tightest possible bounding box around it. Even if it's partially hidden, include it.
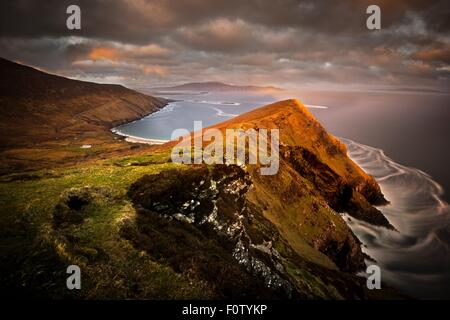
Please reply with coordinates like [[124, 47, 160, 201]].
[[0, 0, 168, 43], [0, 0, 448, 90], [1, 0, 448, 42]]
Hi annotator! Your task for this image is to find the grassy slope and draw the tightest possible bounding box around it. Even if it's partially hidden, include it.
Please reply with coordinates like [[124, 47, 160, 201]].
[[0, 148, 402, 299], [0, 151, 212, 298]]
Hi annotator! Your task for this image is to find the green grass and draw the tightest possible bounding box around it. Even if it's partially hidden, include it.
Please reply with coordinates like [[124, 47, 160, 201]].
[[0, 151, 209, 299], [0, 149, 403, 299]]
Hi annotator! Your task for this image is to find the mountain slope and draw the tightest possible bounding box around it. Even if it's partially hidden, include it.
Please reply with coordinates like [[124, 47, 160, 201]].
[[0, 57, 166, 145], [0, 57, 167, 173], [196, 99, 392, 268], [157, 99, 391, 272], [110, 99, 395, 298], [0, 98, 398, 299]]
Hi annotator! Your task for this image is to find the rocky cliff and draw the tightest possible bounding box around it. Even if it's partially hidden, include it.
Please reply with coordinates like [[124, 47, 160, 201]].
[[114, 99, 395, 298], [210, 99, 393, 269]]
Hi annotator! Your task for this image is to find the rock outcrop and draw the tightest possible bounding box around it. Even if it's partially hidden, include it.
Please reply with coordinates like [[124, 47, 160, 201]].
[[122, 165, 371, 299]]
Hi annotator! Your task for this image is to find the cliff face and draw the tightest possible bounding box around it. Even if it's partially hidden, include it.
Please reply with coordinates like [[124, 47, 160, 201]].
[[0, 98, 396, 299], [208, 99, 392, 271], [123, 165, 372, 298]]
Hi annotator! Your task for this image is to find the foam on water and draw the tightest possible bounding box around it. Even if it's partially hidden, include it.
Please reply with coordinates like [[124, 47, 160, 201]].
[[341, 138, 450, 298], [305, 104, 329, 109], [198, 100, 241, 106], [149, 102, 177, 117], [213, 107, 238, 118], [185, 99, 241, 106]]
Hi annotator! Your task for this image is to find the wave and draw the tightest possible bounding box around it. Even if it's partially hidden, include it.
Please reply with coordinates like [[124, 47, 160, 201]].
[[203, 100, 241, 106], [122, 102, 177, 123], [213, 107, 238, 118], [305, 104, 328, 109], [341, 138, 450, 299], [186, 99, 241, 106], [149, 102, 177, 117]]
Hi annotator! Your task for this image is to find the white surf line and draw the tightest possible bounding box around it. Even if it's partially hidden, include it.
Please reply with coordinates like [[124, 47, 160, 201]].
[[111, 129, 169, 145], [123, 136, 169, 145], [202, 100, 241, 106], [110, 102, 177, 145], [213, 107, 238, 118], [145, 102, 177, 117], [339, 136, 450, 298], [185, 99, 241, 106], [305, 104, 328, 109]]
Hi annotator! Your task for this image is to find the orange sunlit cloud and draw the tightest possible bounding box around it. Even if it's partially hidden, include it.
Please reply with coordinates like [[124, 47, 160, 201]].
[[89, 47, 120, 61], [143, 65, 168, 77], [413, 46, 450, 64]]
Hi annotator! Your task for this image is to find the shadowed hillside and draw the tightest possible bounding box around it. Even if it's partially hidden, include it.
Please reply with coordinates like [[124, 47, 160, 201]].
[[0, 57, 167, 173]]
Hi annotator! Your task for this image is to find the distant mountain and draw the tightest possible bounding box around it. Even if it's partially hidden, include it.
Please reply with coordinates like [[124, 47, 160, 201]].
[[0, 57, 166, 172], [152, 81, 282, 92]]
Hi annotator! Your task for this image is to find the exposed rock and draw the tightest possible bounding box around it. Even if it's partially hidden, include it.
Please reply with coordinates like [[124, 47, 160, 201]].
[[281, 145, 393, 229], [125, 166, 306, 298], [211, 99, 391, 228], [173, 99, 391, 274], [149, 99, 392, 283], [123, 165, 380, 299]]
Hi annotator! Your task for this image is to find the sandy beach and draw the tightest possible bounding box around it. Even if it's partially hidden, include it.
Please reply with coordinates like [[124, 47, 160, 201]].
[[111, 129, 169, 145]]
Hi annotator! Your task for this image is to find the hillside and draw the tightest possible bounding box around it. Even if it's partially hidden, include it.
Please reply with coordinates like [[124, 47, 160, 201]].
[[0, 58, 167, 173], [211, 99, 392, 227], [0, 99, 397, 299], [0, 59, 398, 299], [159, 99, 392, 273], [151, 81, 282, 92]]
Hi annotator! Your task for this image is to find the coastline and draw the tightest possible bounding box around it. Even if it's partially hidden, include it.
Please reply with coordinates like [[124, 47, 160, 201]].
[[110, 100, 175, 145], [342, 137, 450, 299], [111, 128, 169, 145], [110, 101, 329, 145]]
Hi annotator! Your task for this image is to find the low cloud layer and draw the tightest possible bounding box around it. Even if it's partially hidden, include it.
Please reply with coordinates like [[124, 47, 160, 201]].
[[0, 0, 449, 91]]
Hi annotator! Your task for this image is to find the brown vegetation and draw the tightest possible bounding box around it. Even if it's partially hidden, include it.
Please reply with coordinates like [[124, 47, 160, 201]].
[[0, 57, 167, 174]]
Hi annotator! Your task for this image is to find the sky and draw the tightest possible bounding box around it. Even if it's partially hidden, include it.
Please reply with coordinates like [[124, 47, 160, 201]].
[[0, 0, 449, 91]]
